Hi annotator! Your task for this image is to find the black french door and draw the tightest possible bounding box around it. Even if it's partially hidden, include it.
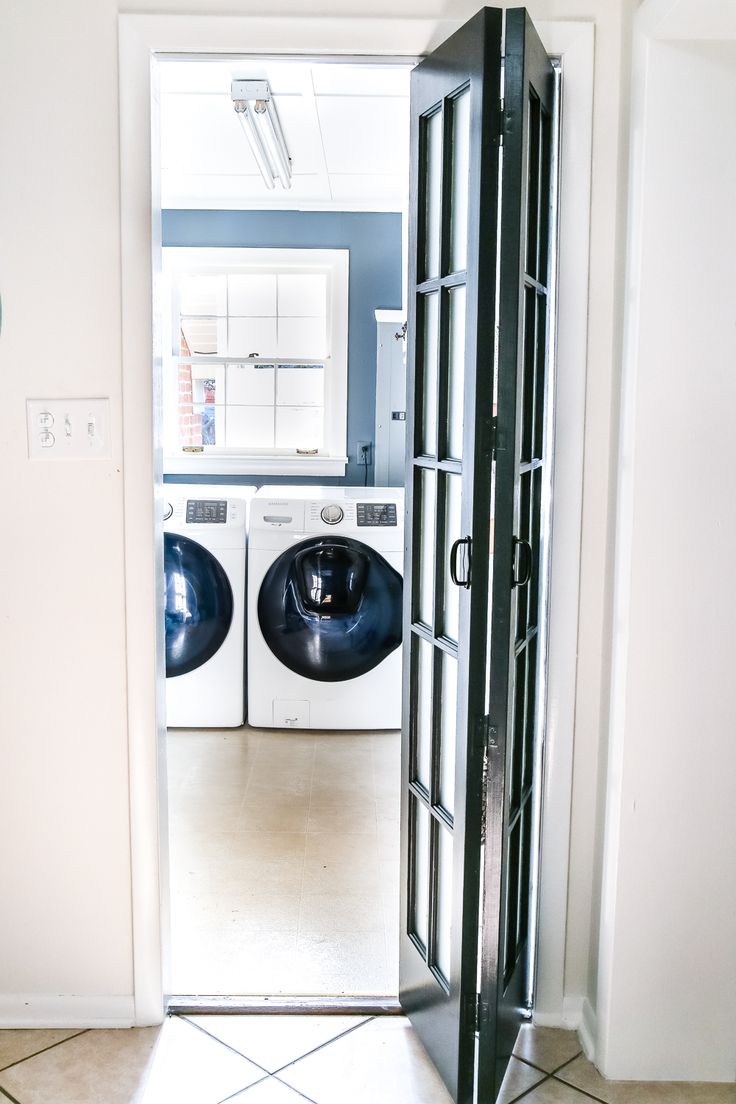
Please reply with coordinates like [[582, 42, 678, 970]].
[[400, 8, 556, 1103], [479, 12, 555, 1099]]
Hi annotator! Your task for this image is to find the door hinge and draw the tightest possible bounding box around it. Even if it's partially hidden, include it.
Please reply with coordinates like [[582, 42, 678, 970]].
[[498, 97, 505, 145], [490, 415, 498, 459], [469, 991, 490, 1033]]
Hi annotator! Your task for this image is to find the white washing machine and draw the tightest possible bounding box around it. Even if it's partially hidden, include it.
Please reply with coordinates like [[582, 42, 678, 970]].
[[248, 486, 405, 730], [163, 486, 253, 728]]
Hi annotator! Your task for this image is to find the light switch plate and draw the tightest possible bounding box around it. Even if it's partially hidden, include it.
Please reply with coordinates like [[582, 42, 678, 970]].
[[27, 399, 111, 460]]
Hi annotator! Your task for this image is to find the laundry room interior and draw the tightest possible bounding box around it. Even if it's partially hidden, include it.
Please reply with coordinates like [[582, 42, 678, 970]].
[[158, 56, 414, 998]]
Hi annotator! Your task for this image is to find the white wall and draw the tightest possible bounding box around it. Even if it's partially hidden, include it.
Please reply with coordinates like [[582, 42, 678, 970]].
[[598, 21, 736, 1080], [0, 0, 628, 1033]]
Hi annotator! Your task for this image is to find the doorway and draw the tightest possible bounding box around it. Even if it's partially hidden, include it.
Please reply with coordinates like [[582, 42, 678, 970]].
[[157, 55, 412, 1000], [118, 6, 595, 1095]]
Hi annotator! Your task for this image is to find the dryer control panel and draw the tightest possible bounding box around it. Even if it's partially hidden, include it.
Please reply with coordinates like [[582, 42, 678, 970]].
[[186, 499, 227, 524], [356, 502, 397, 527]]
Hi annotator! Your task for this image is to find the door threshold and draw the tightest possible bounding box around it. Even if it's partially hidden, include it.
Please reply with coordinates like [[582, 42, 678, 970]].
[[168, 994, 402, 1016]]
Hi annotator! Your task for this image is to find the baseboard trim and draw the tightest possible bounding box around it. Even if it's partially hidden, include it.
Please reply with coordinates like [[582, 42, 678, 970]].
[[0, 995, 136, 1028], [533, 995, 583, 1029], [578, 997, 597, 1061]]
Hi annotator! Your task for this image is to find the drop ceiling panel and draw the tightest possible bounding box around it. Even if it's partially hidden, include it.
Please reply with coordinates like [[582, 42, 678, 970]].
[[311, 64, 411, 97], [159, 60, 409, 211], [161, 94, 257, 175], [316, 96, 409, 176]]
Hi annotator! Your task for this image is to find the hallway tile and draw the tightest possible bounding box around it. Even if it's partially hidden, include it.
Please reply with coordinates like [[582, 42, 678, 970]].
[[557, 1054, 736, 1103], [519, 1080, 600, 1102], [0, 1027, 160, 1104], [278, 1016, 453, 1104], [513, 1024, 582, 1072], [497, 1056, 548, 1102], [227, 1079, 316, 1102], [137, 1016, 264, 1103], [0, 1029, 82, 1072], [188, 1014, 368, 1073]]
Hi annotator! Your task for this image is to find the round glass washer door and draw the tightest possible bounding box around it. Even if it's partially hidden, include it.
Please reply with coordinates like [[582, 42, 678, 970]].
[[258, 536, 403, 683], [164, 532, 234, 678]]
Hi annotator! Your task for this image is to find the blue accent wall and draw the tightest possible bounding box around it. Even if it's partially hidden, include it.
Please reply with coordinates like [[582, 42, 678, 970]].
[[162, 210, 403, 488]]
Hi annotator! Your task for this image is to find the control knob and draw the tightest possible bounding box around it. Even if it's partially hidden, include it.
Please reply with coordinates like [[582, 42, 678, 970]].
[[321, 504, 344, 525]]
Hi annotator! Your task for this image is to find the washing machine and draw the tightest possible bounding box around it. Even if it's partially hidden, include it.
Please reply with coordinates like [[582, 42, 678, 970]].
[[163, 486, 253, 728], [248, 486, 404, 730]]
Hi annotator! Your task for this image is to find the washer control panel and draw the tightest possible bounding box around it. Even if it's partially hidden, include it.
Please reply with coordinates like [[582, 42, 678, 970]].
[[186, 499, 227, 524], [356, 502, 398, 527], [320, 504, 344, 525]]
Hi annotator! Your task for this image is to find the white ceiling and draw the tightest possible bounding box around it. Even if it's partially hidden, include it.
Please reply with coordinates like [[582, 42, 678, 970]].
[[159, 60, 411, 212]]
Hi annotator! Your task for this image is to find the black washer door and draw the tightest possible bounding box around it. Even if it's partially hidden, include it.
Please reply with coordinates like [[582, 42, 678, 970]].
[[258, 536, 402, 682], [164, 532, 234, 678]]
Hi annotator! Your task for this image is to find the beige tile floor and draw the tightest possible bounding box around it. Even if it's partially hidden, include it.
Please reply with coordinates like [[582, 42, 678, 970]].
[[1, 1019, 733, 1104], [167, 726, 401, 995]]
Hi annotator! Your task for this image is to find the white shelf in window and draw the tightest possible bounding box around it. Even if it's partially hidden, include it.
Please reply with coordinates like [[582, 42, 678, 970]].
[[163, 453, 349, 477]]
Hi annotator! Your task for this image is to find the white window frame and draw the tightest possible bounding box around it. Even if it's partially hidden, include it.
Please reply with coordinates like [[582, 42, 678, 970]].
[[162, 246, 349, 476]]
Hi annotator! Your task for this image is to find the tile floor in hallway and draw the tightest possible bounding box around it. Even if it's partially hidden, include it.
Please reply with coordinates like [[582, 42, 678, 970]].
[[167, 726, 400, 996], [1, 1019, 733, 1104]]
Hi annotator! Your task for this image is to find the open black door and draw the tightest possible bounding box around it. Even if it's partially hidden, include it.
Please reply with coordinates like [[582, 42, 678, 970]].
[[400, 9, 502, 1104], [478, 9, 556, 1101], [400, 7, 556, 1103]]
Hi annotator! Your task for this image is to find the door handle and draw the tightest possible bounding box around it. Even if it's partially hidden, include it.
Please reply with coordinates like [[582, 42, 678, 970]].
[[449, 535, 472, 589], [511, 537, 533, 588]]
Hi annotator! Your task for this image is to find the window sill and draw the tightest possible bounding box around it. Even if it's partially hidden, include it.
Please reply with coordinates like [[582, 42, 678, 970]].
[[163, 454, 349, 478]]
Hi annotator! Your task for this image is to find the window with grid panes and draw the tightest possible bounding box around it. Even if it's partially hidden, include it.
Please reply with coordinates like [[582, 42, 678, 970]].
[[163, 248, 349, 476]]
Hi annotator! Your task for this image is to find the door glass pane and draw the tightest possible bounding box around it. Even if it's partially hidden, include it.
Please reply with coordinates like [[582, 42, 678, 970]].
[[417, 468, 436, 628], [411, 796, 431, 952], [415, 638, 433, 792], [441, 473, 462, 642], [423, 109, 443, 281], [446, 285, 466, 460], [421, 292, 439, 455], [435, 821, 454, 984], [439, 652, 458, 818], [449, 89, 471, 274]]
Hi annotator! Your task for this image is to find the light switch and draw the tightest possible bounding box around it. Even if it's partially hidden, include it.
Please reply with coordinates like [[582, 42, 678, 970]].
[[27, 399, 111, 460]]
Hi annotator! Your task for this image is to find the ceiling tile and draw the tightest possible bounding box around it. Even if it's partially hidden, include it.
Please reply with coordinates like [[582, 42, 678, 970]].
[[316, 96, 409, 175]]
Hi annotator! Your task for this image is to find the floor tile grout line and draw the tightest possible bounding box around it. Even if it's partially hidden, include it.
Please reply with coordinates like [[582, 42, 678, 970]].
[[214, 1072, 271, 1104], [550, 1052, 584, 1076], [0, 1030, 90, 1074], [0, 1085, 24, 1104], [177, 1014, 274, 1079], [513, 1050, 581, 1077], [177, 1012, 374, 1082], [548, 1074, 611, 1104], [269, 1015, 376, 1077], [506, 1072, 553, 1103], [271, 1075, 323, 1104]]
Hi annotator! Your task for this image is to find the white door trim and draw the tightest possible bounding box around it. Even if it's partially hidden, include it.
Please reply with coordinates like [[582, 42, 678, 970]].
[[118, 12, 594, 1026]]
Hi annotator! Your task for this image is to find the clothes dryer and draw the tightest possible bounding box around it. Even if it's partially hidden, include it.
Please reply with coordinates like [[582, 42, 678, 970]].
[[163, 487, 252, 727], [248, 486, 404, 730]]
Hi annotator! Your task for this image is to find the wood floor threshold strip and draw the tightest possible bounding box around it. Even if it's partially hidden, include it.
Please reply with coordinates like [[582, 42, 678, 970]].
[[168, 995, 402, 1016]]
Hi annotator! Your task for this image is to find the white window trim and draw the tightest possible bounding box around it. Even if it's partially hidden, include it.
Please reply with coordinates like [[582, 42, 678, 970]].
[[162, 246, 349, 476]]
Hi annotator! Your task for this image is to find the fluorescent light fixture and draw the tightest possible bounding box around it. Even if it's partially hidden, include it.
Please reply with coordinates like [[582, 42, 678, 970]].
[[231, 79, 293, 190]]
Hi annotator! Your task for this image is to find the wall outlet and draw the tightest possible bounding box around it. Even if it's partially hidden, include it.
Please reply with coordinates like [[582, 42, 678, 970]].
[[357, 440, 372, 465]]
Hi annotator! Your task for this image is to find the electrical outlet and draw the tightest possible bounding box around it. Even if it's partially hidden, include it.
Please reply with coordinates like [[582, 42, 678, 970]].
[[357, 440, 372, 465]]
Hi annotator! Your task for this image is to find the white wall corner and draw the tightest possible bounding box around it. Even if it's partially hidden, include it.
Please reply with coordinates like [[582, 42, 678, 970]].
[[578, 996, 597, 1061], [0, 995, 136, 1030]]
